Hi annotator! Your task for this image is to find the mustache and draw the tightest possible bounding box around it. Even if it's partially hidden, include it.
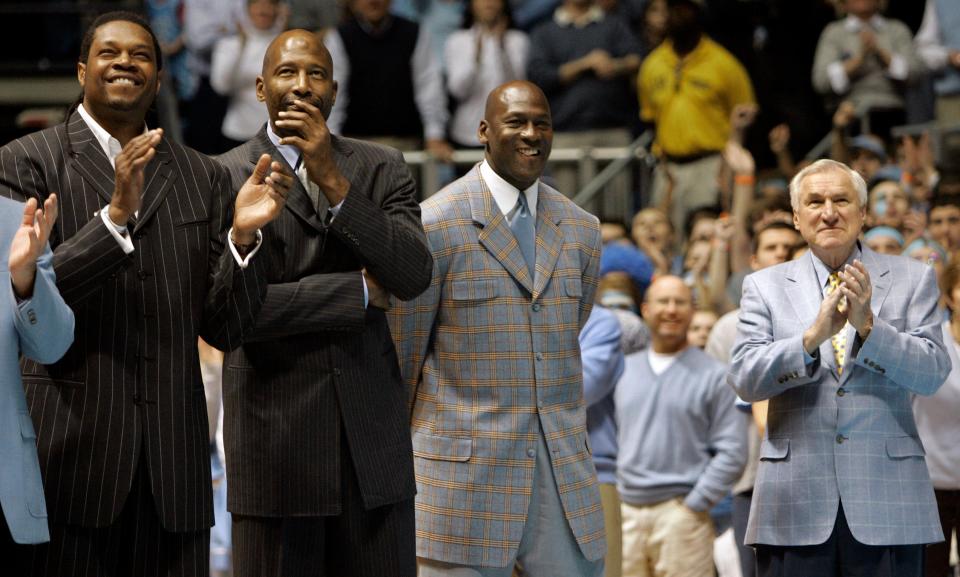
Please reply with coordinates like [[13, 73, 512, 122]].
[[281, 96, 325, 111]]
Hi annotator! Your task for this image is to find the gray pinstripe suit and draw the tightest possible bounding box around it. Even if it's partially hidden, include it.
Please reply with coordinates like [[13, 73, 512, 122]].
[[217, 129, 432, 575], [730, 247, 951, 548], [0, 111, 269, 575]]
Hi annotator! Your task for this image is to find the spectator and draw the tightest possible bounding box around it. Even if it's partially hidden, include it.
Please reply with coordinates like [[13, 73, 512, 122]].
[[812, 0, 920, 128], [848, 133, 887, 182], [287, 0, 343, 32], [527, 0, 642, 216], [638, 0, 756, 240], [631, 207, 681, 275], [636, 0, 667, 55], [912, 259, 960, 577], [904, 236, 949, 281], [687, 309, 718, 348], [916, 0, 960, 124], [581, 305, 627, 577], [866, 176, 910, 229], [929, 174, 960, 252], [864, 225, 906, 255], [706, 220, 801, 577], [617, 275, 747, 577], [146, 0, 192, 141], [211, 0, 286, 147], [392, 0, 467, 65], [445, 0, 529, 148], [325, 0, 454, 160]]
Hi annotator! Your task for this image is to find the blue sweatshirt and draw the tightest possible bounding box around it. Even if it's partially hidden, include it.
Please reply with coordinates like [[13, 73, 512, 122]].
[[580, 306, 625, 485], [615, 346, 747, 511]]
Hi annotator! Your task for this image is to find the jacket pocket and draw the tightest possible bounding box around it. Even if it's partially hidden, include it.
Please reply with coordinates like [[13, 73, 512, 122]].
[[886, 436, 925, 459], [412, 431, 472, 462], [759, 438, 789, 461], [451, 279, 498, 302]]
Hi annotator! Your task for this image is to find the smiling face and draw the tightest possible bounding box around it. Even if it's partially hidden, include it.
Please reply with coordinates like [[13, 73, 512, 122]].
[[479, 82, 553, 191], [257, 30, 337, 136], [78, 20, 160, 121], [793, 169, 865, 266], [642, 275, 693, 353]]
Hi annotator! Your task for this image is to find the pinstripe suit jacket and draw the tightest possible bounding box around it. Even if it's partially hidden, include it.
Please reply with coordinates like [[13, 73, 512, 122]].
[[216, 129, 432, 516], [730, 247, 951, 547], [0, 112, 268, 531], [388, 165, 606, 568], [0, 196, 74, 544]]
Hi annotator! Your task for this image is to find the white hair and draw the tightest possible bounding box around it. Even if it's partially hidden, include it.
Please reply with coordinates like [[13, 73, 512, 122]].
[[788, 159, 868, 212]]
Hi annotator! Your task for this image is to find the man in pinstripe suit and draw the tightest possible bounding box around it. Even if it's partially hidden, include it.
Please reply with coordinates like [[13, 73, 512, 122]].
[[730, 159, 951, 577], [217, 30, 432, 576], [389, 81, 606, 576], [0, 12, 289, 576]]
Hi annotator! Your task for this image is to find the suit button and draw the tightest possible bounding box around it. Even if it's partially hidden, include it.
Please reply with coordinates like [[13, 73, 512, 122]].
[[836, 434, 846, 444], [778, 376, 785, 383], [837, 388, 846, 397], [532, 303, 541, 312], [535, 353, 543, 361], [527, 448, 535, 458]]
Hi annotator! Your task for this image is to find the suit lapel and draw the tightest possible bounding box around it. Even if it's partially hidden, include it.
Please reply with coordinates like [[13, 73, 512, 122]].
[[249, 129, 324, 232], [532, 186, 563, 301], [468, 167, 533, 294], [66, 114, 116, 208], [132, 141, 173, 233]]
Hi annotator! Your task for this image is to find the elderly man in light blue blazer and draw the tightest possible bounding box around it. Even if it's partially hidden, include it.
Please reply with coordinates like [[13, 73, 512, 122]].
[[730, 159, 951, 577], [0, 194, 73, 564]]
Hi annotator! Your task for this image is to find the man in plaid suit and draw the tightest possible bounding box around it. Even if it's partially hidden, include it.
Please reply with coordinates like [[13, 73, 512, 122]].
[[389, 81, 605, 576], [730, 159, 951, 577]]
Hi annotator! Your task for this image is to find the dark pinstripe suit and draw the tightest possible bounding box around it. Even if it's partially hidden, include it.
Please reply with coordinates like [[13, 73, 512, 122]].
[[0, 111, 269, 576], [217, 129, 432, 575]]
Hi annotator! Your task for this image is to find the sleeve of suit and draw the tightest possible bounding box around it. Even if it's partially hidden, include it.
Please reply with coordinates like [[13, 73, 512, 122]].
[[848, 265, 951, 396], [0, 146, 133, 307], [684, 368, 748, 512], [13, 243, 74, 364], [729, 273, 825, 402], [387, 210, 444, 411], [197, 162, 268, 352]]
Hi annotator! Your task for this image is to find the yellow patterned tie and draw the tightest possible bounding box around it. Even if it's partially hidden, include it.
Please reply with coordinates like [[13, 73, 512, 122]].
[[827, 273, 846, 374]]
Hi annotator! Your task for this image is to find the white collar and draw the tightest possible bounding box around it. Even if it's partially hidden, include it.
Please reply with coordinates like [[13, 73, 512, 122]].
[[266, 122, 301, 170], [844, 14, 886, 31], [554, 5, 605, 28], [77, 104, 147, 168], [479, 159, 538, 219]]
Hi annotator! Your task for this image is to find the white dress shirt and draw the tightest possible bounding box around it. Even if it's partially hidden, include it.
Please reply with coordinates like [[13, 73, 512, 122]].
[[478, 159, 538, 221]]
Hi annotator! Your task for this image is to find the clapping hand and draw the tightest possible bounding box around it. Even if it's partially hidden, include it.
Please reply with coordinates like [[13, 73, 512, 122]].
[[9, 194, 58, 298], [232, 154, 291, 244]]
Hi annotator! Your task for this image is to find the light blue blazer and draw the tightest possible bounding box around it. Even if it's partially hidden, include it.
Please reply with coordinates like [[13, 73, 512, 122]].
[[730, 246, 951, 547], [0, 195, 73, 544]]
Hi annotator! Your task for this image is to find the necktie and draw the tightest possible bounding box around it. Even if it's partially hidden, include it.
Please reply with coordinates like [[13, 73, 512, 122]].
[[295, 158, 321, 211], [509, 192, 536, 280], [827, 272, 847, 374]]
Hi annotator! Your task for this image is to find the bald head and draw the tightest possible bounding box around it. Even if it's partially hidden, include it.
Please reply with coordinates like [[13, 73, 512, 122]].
[[483, 81, 549, 124], [478, 81, 553, 191], [256, 29, 338, 130], [644, 275, 691, 304], [642, 275, 694, 353]]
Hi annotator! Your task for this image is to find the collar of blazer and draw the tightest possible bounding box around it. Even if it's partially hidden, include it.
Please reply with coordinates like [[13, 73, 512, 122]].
[[250, 128, 356, 233], [783, 245, 891, 378], [464, 163, 565, 300], [65, 111, 173, 234]]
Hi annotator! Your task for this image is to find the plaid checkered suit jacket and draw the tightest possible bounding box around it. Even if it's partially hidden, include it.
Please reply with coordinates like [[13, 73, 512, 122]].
[[388, 165, 605, 568], [730, 246, 951, 547]]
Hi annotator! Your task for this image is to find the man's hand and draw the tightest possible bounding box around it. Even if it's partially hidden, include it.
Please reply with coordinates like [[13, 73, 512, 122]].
[[832, 101, 857, 131], [803, 281, 847, 355], [723, 140, 755, 176], [426, 138, 455, 163], [839, 260, 873, 339], [109, 129, 163, 225], [363, 269, 391, 310], [10, 194, 58, 299], [232, 154, 291, 244], [276, 98, 350, 205]]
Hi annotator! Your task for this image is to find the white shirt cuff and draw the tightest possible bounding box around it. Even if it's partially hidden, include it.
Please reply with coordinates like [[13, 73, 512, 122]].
[[227, 228, 263, 269], [827, 61, 850, 94], [99, 207, 134, 254], [328, 199, 345, 220], [887, 54, 908, 81], [360, 270, 368, 308]]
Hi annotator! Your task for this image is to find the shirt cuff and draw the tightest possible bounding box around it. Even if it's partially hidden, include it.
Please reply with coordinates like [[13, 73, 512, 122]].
[[227, 228, 263, 269], [803, 348, 818, 365], [827, 61, 850, 94], [360, 270, 369, 309], [99, 207, 134, 254], [887, 54, 908, 81], [328, 198, 345, 222]]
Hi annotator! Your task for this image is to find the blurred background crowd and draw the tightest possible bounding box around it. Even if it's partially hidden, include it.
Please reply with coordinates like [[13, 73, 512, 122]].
[[2, 0, 959, 576]]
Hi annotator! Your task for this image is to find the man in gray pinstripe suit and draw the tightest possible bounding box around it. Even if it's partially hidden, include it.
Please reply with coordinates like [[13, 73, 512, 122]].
[[730, 159, 951, 577], [217, 29, 432, 577], [0, 12, 289, 576]]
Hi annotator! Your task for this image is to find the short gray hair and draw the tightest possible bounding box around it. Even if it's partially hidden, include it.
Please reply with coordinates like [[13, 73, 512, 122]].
[[789, 159, 868, 212]]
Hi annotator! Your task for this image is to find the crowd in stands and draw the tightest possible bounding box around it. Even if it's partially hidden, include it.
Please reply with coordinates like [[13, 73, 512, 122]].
[[116, 0, 960, 575]]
